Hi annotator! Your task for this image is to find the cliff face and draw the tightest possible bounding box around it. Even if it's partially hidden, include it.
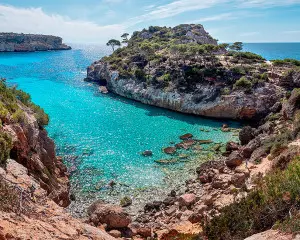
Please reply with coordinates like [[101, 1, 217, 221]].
[[0, 159, 116, 240], [0, 82, 70, 207], [0, 33, 71, 52], [87, 61, 281, 120], [2, 103, 71, 207]]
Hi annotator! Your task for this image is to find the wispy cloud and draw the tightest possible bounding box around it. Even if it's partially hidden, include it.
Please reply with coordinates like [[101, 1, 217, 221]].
[[128, 0, 300, 25], [237, 0, 300, 8], [0, 4, 125, 43], [127, 0, 229, 25], [187, 13, 236, 23]]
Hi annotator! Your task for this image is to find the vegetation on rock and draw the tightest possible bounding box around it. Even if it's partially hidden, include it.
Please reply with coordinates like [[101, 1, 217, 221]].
[[0, 78, 49, 165]]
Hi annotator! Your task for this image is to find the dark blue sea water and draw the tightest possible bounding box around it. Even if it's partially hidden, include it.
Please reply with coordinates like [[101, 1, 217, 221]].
[[243, 43, 300, 60], [0, 42, 298, 210]]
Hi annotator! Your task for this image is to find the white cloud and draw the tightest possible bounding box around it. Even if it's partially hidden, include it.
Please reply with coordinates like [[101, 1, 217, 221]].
[[127, 0, 229, 25], [127, 0, 300, 25], [0, 4, 125, 43]]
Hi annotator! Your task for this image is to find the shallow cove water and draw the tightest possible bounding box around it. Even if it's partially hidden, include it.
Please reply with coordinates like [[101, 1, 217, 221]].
[[3, 43, 296, 215]]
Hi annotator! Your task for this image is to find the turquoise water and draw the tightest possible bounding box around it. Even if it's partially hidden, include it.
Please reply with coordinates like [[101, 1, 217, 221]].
[[0, 44, 239, 211], [1, 43, 298, 212]]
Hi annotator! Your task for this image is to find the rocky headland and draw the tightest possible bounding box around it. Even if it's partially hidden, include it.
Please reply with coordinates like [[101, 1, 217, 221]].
[[0, 33, 71, 52], [83, 24, 300, 239], [86, 24, 300, 121]]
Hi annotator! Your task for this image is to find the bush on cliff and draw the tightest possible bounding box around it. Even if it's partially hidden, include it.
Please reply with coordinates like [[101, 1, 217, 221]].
[[0, 132, 12, 165], [0, 80, 49, 127], [204, 156, 300, 240], [234, 76, 253, 90]]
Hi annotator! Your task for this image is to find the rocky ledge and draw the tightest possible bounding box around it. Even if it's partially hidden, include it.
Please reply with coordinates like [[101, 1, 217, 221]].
[[0, 33, 71, 52]]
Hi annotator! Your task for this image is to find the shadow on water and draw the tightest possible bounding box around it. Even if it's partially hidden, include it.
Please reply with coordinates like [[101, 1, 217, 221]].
[[93, 90, 242, 129]]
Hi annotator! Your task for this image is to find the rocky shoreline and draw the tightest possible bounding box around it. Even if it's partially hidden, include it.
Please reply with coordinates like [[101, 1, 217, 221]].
[[86, 61, 281, 120], [0, 33, 71, 52]]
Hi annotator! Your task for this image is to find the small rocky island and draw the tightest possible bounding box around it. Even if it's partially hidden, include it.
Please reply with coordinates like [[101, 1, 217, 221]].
[[0, 33, 71, 52]]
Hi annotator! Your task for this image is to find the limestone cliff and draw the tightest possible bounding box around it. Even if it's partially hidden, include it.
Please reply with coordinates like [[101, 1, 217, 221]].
[[0, 33, 71, 52], [86, 24, 293, 121]]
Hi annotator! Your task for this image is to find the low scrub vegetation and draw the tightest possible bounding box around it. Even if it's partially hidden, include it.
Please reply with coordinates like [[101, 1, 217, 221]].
[[204, 156, 300, 240], [0, 79, 49, 127], [271, 58, 300, 67]]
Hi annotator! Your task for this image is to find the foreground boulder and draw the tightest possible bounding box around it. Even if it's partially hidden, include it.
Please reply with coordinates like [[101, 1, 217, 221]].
[[88, 201, 132, 229], [239, 126, 255, 145]]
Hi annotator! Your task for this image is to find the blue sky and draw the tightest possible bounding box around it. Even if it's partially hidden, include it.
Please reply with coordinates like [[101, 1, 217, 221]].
[[0, 0, 300, 43]]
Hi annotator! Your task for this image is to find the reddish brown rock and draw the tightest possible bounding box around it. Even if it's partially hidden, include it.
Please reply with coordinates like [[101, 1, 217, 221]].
[[163, 147, 177, 154], [178, 194, 196, 207], [108, 230, 121, 238], [226, 141, 240, 152], [225, 151, 243, 168], [180, 133, 193, 140], [88, 201, 132, 229]]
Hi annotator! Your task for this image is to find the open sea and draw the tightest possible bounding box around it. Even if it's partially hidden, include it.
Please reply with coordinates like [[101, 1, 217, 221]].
[[0, 42, 299, 213]]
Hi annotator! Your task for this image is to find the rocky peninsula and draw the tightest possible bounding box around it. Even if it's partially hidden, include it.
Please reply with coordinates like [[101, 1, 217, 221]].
[[0, 33, 71, 52], [86, 24, 300, 121]]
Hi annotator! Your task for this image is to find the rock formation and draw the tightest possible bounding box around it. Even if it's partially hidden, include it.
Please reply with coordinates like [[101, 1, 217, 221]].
[[85, 24, 291, 121], [0, 33, 71, 52]]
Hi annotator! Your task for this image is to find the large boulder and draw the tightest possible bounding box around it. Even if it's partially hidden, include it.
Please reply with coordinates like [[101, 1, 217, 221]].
[[283, 89, 300, 120], [225, 151, 243, 168], [88, 201, 132, 229], [178, 194, 196, 207], [239, 126, 255, 145]]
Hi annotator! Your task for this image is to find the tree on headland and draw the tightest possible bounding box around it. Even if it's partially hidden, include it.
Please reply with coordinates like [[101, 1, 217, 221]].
[[121, 33, 130, 44], [106, 39, 121, 52], [229, 42, 243, 63], [229, 42, 243, 52], [219, 43, 230, 51]]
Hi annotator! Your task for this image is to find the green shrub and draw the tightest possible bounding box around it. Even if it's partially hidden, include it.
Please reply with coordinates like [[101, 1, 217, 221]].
[[221, 87, 231, 95], [231, 66, 247, 75], [11, 109, 25, 123], [134, 69, 146, 80], [204, 157, 300, 239], [271, 59, 300, 67], [234, 77, 253, 90], [158, 73, 171, 82], [0, 132, 12, 165], [30, 104, 49, 127]]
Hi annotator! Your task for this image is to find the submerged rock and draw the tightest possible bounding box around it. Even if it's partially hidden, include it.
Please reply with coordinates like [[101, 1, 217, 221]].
[[163, 147, 177, 154], [142, 150, 153, 157], [155, 159, 178, 164], [180, 133, 193, 140]]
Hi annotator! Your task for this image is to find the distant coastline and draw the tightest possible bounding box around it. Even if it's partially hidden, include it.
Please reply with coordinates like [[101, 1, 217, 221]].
[[0, 32, 71, 52]]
